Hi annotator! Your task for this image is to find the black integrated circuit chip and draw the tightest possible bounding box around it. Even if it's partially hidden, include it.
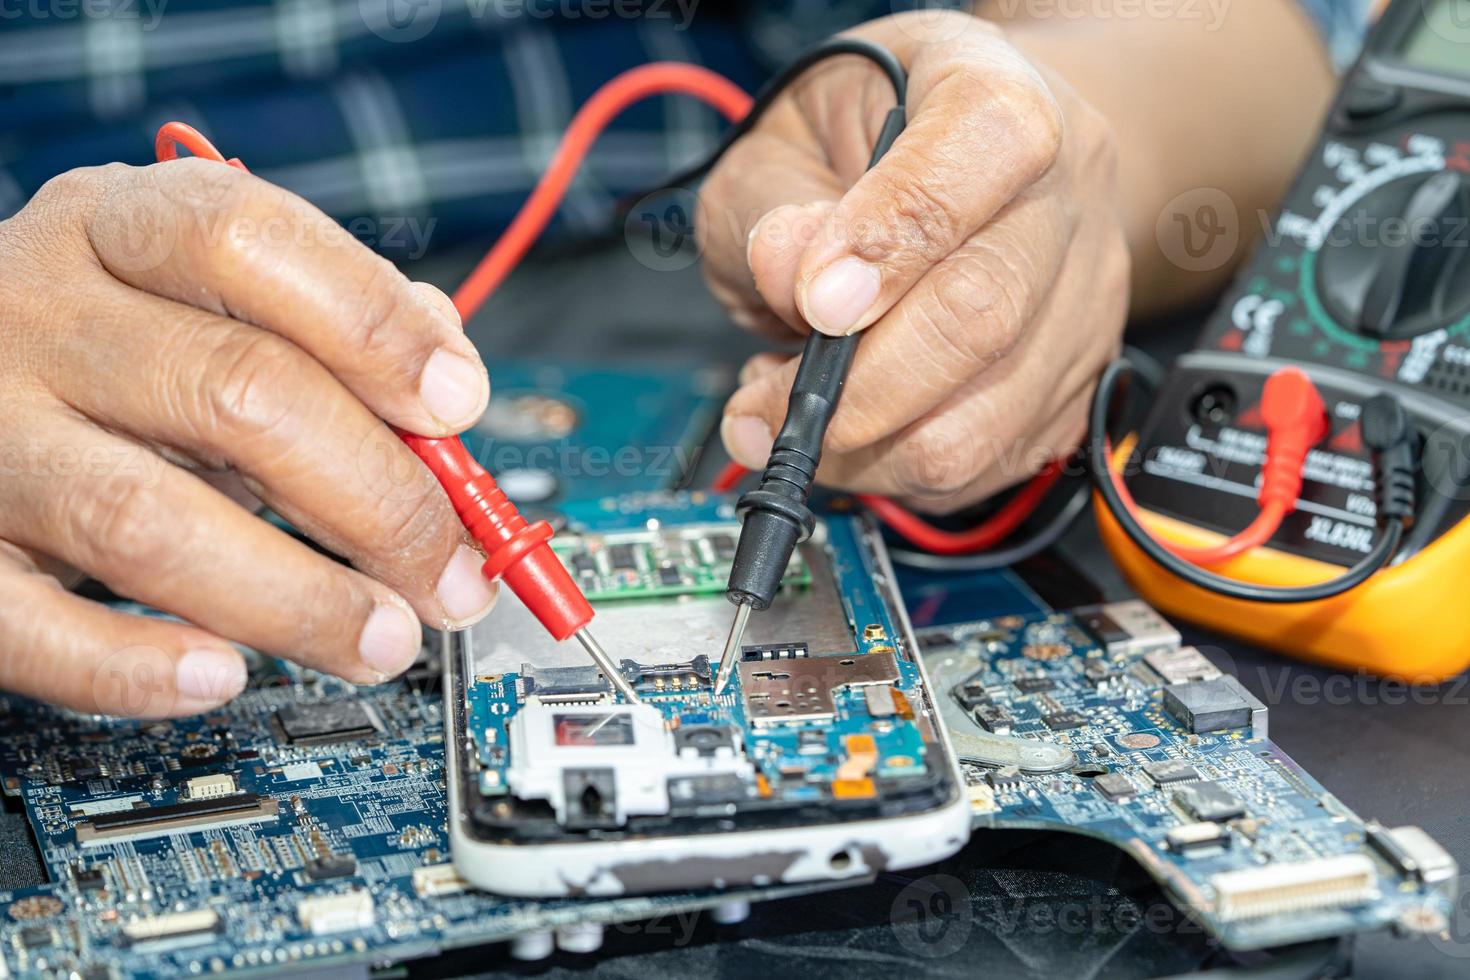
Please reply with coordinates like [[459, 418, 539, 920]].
[[952, 679, 990, 710], [274, 702, 379, 746], [1174, 781, 1246, 822], [607, 543, 638, 570], [1043, 710, 1089, 731], [1143, 760, 1199, 785], [305, 855, 357, 881], [974, 704, 1014, 734], [1094, 772, 1136, 801], [1015, 676, 1055, 694]]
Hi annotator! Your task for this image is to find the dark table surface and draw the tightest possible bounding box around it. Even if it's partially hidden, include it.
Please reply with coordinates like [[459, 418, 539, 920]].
[[3, 238, 1464, 980]]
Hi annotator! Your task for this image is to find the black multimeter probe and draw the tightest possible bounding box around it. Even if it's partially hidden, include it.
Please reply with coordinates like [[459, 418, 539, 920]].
[[710, 41, 908, 697]]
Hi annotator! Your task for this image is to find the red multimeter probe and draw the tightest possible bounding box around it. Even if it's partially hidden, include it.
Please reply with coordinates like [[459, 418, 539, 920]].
[[152, 64, 754, 703]]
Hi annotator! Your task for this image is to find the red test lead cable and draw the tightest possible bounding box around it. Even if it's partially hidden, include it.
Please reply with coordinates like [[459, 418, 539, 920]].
[[1105, 366, 1328, 567], [152, 63, 753, 703]]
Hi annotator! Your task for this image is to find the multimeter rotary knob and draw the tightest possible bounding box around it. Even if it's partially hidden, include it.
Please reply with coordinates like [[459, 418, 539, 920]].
[[1316, 169, 1470, 340]]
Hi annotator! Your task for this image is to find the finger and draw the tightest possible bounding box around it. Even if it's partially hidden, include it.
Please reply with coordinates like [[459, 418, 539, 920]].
[[721, 188, 1075, 464], [794, 23, 1065, 336], [43, 282, 496, 631], [738, 352, 792, 387], [82, 159, 488, 436], [0, 552, 246, 718], [815, 232, 1127, 502], [0, 416, 435, 684], [698, 108, 846, 332]]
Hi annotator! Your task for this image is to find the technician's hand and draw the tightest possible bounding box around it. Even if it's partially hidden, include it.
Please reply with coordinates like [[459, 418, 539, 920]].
[[0, 160, 497, 717], [701, 11, 1128, 512]]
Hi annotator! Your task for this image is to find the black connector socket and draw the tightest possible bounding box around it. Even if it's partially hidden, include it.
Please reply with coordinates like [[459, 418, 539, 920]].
[[1361, 393, 1418, 526]]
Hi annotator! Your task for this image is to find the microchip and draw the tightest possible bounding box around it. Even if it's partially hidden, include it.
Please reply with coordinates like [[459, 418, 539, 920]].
[[973, 704, 1014, 734], [1094, 772, 1136, 801], [952, 680, 990, 710], [73, 866, 106, 891], [608, 543, 638, 570], [1164, 675, 1268, 737], [1083, 660, 1118, 687], [1143, 760, 1199, 785], [1043, 710, 1089, 731], [1014, 676, 1055, 694], [20, 925, 51, 948], [570, 553, 596, 576], [274, 702, 379, 745], [657, 565, 682, 586], [1174, 781, 1246, 822], [709, 534, 737, 560], [305, 855, 357, 881], [987, 765, 1023, 790]]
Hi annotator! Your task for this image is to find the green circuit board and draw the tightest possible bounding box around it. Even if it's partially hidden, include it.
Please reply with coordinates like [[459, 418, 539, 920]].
[[549, 523, 810, 602]]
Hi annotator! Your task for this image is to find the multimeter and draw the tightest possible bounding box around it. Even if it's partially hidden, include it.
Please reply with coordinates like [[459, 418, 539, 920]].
[[1096, 0, 1470, 681]]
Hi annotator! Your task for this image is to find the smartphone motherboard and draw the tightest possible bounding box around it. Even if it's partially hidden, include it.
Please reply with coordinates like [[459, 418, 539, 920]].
[[448, 492, 971, 896]]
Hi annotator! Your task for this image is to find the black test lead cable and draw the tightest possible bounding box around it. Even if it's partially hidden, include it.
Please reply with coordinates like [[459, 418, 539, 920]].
[[710, 39, 909, 697]]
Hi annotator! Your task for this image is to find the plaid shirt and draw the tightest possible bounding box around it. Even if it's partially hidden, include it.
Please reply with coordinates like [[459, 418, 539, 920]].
[[0, 0, 1369, 258]]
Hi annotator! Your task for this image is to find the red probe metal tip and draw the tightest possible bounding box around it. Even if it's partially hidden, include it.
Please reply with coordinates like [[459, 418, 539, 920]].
[[395, 431, 642, 703]]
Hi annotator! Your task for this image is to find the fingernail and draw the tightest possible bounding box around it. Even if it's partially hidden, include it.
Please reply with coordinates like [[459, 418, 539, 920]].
[[437, 544, 498, 628], [721, 415, 774, 469], [175, 648, 247, 706], [420, 348, 489, 430], [358, 602, 421, 678], [801, 256, 881, 335]]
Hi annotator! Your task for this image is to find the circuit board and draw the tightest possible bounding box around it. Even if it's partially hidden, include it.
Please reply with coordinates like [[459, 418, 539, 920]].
[[912, 601, 1459, 950], [452, 492, 968, 894], [0, 612, 843, 979], [455, 360, 730, 504]]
